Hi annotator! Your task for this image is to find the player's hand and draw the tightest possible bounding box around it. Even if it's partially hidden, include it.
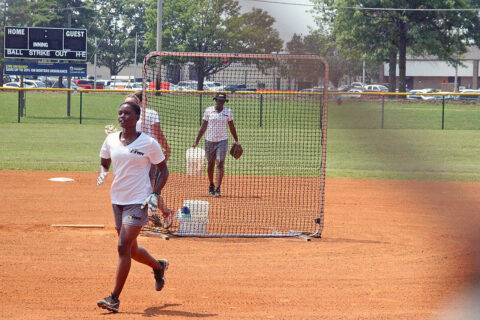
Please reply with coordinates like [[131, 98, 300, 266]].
[[157, 195, 171, 215], [141, 192, 159, 211], [97, 172, 109, 186], [104, 124, 117, 135]]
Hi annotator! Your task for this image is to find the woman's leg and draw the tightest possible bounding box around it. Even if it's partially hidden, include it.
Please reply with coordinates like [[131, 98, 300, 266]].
[[215, 159, 225, 188], [207, 159, 215, 184], [215, 140, 228, 190], [112, 224, 142, 298], [116, 228, 160, 269], [131, 238, 161, 269]]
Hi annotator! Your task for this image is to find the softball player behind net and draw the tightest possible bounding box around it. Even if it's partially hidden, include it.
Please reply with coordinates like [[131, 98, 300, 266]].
[[193, 92, 240, 197]]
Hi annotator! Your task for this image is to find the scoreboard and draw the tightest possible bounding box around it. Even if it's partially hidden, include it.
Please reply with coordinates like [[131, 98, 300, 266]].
[[4, 26, 87, 61]]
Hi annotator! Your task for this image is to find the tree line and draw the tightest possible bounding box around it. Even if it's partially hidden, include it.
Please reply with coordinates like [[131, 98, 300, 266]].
[[2, 0, 480, 91]]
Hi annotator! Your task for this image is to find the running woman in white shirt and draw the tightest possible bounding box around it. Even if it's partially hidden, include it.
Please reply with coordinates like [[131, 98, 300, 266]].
[[193, 93, 239, 197], [96, 101, 172, 313]]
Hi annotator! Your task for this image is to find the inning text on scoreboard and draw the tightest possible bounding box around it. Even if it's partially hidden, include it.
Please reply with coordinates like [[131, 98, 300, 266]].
[[4, 26, 87, 61]]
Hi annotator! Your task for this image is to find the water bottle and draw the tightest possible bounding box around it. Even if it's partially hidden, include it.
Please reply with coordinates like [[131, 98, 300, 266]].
[[181, 206, 191, 218]]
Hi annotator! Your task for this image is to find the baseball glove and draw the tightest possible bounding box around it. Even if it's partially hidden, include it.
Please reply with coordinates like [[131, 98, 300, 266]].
[[149, 213, 163, 227], [230, 143, 243, 159], [104, 124, 118, 135]]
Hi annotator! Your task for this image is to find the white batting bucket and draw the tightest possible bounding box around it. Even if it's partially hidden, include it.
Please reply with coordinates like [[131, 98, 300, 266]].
[[186, 147, 205, 176], [176, 200, 210, 235]]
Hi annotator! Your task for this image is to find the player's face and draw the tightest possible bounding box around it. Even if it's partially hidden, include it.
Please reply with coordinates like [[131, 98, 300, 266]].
[[215, 99, 225, 109], [118, 105, 139, 128]]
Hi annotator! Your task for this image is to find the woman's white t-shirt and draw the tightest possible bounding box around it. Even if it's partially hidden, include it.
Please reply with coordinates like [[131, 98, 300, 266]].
[[100, 132, 165, 205], [136, 108, 160, 139], [203, 106, 233, 142]]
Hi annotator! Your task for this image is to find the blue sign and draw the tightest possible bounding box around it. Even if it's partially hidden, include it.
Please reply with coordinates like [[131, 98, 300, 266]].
[[4, 61, 87, 77]]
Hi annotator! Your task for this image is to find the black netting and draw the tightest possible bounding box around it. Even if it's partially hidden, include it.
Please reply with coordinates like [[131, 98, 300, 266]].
[[143, 52, 328, 238]]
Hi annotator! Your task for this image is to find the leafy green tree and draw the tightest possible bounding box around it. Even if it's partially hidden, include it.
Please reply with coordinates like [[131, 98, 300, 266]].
[[285, 31, 364, 88], [312, 0, 480, 92], [145, 0, 283, 89], [94, 0, 149, 76]]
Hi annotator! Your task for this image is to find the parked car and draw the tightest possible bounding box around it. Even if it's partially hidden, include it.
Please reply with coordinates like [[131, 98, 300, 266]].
[[459, 89, 480, 100], [109, 81, 130, 89], [50, 80, 81, 91], [299, 87, 323, 92], [341, 88, 363, 98], [177, 80, 198, 91], [3, 80, 42, 88], [30, 80, 46, 88], [407, 88, 438, 100], [351, 82, 366, 89], [125, 82, 143, 90], [204, 81, 224, 91], [337, 84, 351, 92], [224, 84, 246, 92], [300, 86, 336, 92], [72, 79, 104, 89], [364, 84, 388, 92], [96, 80, 113, 90], [3, 82, 20, 88]]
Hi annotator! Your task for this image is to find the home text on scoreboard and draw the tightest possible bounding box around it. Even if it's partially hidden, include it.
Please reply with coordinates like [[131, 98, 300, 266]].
[[4, 26, 87, 61]]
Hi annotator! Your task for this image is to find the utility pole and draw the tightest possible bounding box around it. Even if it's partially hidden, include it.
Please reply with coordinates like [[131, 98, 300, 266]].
[[157, 0, 162, 52], [94, 38, 97, 88], [134, 32, 137, 82], [362, 60, 366, 84], [66, 12, 72, 116], [1, 0, 7, 87], [155, 0, 163, 92]]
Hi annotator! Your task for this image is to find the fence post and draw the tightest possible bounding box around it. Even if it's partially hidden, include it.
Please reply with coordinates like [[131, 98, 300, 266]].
[[381, 95, 385, 129], [79, 91, 83, 124], [441, 96, 445, 130], [259, 93, 263, 127], [199, 93, 203, 126], [17, 90, 21, 123], [67, 90, 71, 117]]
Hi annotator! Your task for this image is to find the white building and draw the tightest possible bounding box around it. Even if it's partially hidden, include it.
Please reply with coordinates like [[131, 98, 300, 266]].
[[382, 46, 480, 91]]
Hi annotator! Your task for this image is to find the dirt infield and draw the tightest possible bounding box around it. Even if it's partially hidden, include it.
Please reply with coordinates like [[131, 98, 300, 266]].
[[1, 170, 479, 319]]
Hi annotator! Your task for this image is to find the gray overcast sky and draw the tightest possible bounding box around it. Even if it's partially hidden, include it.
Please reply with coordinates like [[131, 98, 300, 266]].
[[238, 0, 317, 42]]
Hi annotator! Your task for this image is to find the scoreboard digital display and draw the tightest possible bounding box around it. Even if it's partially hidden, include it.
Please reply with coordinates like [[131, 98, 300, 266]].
[[4, 26, 87, 61]]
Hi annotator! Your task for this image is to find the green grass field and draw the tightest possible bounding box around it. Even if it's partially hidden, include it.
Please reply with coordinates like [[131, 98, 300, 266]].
[[1, 91, 479, 181]]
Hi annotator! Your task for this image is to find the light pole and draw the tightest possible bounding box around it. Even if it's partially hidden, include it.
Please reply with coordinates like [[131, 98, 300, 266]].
[[134, 32, 137, 81], [157, 0, 162, 52], [155, 0, 163, 91]]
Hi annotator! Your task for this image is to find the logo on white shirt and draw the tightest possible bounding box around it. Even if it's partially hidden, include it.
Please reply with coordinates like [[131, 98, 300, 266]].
[[130, 149, 145, 156]]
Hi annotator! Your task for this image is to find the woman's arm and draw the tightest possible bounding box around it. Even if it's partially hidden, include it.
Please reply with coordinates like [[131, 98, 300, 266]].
[[152, 122, 171, 161], [97, 158, 111, 185], [153, 160, 169, 195], [193, 120, 208, 147], [228, 120, 239, 143], [152, 160, 171, 215]]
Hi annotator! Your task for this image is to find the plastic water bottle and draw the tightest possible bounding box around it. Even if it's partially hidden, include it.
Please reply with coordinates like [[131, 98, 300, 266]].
[[181, 206, 191, 218]]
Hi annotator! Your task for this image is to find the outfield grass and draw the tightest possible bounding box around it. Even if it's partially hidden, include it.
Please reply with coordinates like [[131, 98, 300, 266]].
[[1, 91, 480, 181]]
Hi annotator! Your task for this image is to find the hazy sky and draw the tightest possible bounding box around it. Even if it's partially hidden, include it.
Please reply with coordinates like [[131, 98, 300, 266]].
[[238, 0, 317, 42]]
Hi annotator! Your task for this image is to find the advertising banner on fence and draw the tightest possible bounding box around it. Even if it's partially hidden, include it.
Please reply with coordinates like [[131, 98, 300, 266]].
[[4, 61, 87, 77]]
